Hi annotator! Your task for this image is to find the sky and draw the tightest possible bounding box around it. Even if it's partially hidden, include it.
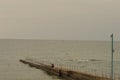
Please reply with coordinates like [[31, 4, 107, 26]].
[[0, 0, 120, 41]]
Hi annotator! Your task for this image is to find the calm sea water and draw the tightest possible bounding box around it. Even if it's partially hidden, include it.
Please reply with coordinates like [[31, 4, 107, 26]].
[[0, 39, 120, 80]]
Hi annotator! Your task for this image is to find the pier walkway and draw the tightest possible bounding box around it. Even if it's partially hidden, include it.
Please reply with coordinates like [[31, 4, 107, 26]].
[[19, 58, 120, 80]]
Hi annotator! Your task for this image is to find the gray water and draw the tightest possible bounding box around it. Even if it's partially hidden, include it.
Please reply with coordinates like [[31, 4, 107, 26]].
[[0, 39, 120, 80]]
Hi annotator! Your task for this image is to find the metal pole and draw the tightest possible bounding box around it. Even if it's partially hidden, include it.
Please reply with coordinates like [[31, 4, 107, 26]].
[[111, 34, 114, 80]]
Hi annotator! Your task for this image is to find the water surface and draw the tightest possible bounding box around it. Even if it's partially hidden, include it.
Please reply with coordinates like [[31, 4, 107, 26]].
[[0, 39, 120, 80]]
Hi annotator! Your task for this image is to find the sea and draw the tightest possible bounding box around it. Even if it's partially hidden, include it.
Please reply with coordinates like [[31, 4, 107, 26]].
[[0, 39, 120, 80]]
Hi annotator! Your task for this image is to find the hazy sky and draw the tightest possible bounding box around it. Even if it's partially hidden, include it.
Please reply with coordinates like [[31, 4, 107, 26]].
[[0, 0, 120, 40]]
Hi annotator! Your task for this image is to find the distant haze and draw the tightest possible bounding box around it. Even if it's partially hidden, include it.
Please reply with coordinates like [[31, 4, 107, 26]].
[[0, 0, 120, 41]]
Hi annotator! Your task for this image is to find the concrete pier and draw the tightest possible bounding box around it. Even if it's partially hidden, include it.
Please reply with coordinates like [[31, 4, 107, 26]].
[[19, 59, 111, 80]]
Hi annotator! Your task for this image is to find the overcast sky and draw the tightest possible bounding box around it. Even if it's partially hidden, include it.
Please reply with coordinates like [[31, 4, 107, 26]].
[[0, 0, 120, 40]]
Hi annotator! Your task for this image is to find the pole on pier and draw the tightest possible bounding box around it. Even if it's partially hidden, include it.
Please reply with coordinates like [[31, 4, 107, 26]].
[[111, 34, 114, 80]]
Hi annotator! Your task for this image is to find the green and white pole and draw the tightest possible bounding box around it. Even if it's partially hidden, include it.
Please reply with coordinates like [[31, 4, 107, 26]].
[[111, 34, 114, 80]]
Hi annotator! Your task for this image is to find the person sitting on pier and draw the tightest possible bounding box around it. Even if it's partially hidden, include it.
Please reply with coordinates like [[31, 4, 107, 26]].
[[51, 64, 54, 68]]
